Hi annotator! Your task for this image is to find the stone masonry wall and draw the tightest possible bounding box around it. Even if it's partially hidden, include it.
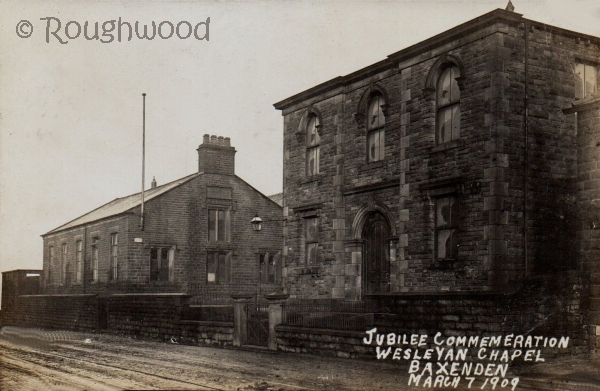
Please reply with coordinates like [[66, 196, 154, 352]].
[[281, 11, 600, 300], [41, 170, 282, 301], [0, 294, 98, 331], [275, 272, 587, 358], [573, 100, 600, 356], [0, 293, 234, 348], [106, 294, 234, 347]]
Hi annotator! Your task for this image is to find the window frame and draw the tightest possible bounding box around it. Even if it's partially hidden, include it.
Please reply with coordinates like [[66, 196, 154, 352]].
[[305, 114, 321, 177], [575, 61, 599, 100], [110, 233, 118, 281], [305, 217, 319, 267], [48, 245, 54, 284], [434, 194, 459, 261], [366, 94, 386, 163], [149, 245, 175, 283], [75, 240, 83, 284], [61, 243, 67, 285], [206, 251, 231, 284], [91, 237, 99, 283], [259, 251, 281, 284], [208, 208, 231, 242], [435, 65, 461, 145]]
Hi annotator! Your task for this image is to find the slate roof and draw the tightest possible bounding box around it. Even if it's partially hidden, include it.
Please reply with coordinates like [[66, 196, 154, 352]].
[[44, 173, 200, 235]]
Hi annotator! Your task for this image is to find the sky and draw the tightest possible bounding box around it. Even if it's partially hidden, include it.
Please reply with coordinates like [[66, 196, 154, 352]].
[[1, 0, 599, 283]]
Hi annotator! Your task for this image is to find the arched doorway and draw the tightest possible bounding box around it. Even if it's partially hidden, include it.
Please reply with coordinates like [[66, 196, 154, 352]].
[[363, 212, 391, 294]]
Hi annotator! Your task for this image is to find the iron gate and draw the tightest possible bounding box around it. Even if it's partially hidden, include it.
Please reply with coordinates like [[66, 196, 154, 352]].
[[246, 303, 269, 346], [98, 298, 108, 330]]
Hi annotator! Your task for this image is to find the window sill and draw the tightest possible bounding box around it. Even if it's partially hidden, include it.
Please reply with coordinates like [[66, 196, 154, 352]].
[[430, 139, 464, 153], [359, 160, 387, 173], [206, 243, 233, 251], [428, 259, 457, 270], [299, 267, 320, 275], [300, 174, 325, 185], [148, 281, 174, 285]]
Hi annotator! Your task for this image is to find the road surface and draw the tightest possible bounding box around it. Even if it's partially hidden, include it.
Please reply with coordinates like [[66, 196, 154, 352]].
[[1, 326, 599, 391]]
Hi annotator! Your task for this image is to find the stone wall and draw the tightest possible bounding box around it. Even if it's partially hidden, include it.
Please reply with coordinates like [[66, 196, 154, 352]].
[[105, 293, 234, 347], [571, 99, 600, 356], [276, 325, 374, 359], [0, 294, 98, 331], [0, 293, 234, 347], [275, 272, 588, 358]]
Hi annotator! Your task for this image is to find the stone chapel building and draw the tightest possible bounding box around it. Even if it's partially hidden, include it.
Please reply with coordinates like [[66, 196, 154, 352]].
[[274, 7, 600, 301], [40, 135, 282, 301]]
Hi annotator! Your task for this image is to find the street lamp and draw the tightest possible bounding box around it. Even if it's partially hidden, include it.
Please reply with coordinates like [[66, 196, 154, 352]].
[[251, 215, 263, 231]]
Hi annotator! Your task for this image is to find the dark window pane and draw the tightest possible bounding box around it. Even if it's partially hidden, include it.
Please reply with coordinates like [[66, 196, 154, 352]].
[[306, 243, 318, 265], [585, 64, 597, 98], [367, 95, 385, 130], [306, 218, 318, 242], [306, 116, 320, 146], [209, 210, 217, 241], [451, 105, 460, 141], [218, 210, 226, 241]]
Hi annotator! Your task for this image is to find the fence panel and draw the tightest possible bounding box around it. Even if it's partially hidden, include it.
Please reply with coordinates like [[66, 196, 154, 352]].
[[282, 301, 374, 331]]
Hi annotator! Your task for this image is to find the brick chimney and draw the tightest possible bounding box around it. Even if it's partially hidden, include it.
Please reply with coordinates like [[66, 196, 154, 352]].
[[197, 134, 236, 175]]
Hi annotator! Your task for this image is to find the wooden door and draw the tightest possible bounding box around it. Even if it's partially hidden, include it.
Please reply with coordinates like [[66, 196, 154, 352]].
[[363, 213, 390, 294]]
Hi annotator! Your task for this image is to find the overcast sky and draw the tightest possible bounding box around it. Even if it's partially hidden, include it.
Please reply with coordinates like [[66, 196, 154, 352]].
[[1, 0, 599, 280]]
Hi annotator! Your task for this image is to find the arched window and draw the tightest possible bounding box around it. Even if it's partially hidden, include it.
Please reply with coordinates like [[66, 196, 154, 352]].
[[436, 66, 461, 145], [367, 94, 386, 162], [306, 114, 320, 176]]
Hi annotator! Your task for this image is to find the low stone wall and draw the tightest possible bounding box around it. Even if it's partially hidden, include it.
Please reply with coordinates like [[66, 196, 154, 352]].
[[275, 272, 588, 358], [0, 293, 234, 348], [370, 271, 588, 356], [0, 294, 98, 331], [105, 293, 234, 347], [276, 325, 374, 359], [178, 320, 234, 347]]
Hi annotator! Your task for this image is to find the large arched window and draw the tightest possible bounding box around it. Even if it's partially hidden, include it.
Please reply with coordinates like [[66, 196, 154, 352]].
[[436, 66, 461, 145], [305, 114, 320, 176], [367, 94, 386, 162]]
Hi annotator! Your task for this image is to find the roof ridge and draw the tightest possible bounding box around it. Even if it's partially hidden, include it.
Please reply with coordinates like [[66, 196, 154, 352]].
[[43, 172, 202, 236]]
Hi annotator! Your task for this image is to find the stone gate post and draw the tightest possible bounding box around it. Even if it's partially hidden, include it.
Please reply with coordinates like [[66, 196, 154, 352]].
[[231, 293, 253, 347], [265, 293, 289, 351]]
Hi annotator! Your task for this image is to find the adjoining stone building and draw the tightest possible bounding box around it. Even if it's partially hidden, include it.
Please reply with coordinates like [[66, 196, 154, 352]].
[[41, 135, 282, 302], [274, 6, 600, 353]]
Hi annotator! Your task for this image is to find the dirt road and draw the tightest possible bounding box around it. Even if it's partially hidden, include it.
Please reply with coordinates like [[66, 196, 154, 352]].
[[1, 327, 599, 391]]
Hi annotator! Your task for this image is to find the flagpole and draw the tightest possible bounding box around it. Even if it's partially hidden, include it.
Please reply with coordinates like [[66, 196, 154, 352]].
[[141, 93, 146, 231]]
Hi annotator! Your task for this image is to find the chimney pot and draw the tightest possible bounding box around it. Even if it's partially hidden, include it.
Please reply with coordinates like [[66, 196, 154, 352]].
[[151, 176, 157, 189], [203, 134, 210, 144], [197, 136, 236, 175]]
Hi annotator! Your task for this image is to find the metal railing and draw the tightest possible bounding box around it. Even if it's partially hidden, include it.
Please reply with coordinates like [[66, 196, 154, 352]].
[[282, 300, 375, 331], [181, 304, 234, 323]]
